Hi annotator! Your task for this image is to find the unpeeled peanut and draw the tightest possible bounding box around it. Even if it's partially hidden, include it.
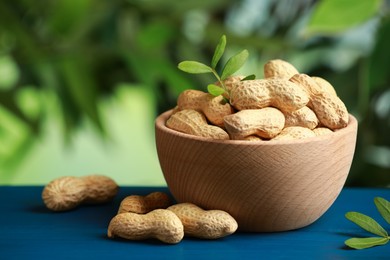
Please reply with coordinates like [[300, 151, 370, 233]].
[[264, 59, 299, 79], [42, 175, 118, 211], [229, 78, 309, 112], [290, 73, 348, 130], [118, 192, 172, 214], [313, 127, 333, 136], [283, 106, 319, 129], [177, 89, 234, 127], [107, 209, 184, 244], [167, 203, 238, 239], [224, 107, 285, 139], [311, 76, 337, 96], [272, 126, 316, 141], [217, 75, 244, 100], [166, 109, 229, 140], [82, 175, 119, 204]]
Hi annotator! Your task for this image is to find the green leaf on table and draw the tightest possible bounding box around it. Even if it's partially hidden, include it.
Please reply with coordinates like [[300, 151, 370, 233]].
[[241, 74, 256, 81], [345, 212, 388, 237], [207, 84, 225, 97], [345, 237, 389, 250], [211, 35, 226, 69], [374, 197, 390, 224], [178, 61, 213, 74], [305, 0, 382, 35], [221, 49, 249, 80]]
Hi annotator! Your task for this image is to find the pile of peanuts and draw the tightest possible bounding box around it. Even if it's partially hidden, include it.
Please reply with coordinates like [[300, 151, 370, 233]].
[[166, 59, 349, 141], [108, 192, 237, 244], [42, 175, 237, 244]]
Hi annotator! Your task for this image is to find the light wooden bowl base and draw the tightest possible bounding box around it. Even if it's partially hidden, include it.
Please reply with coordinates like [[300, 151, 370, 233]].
[[155, 110, 358, 232]]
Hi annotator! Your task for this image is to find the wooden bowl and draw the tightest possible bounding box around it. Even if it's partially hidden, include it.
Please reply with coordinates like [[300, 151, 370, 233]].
[[155, 110, 358, 232]]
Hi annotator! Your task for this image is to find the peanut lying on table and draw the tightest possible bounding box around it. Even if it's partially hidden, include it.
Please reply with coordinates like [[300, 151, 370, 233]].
[[42, 175, 118, 211], [166, 59, 348, 141], [108, 209, 184, 244], [108, 194, 238, 244], [167, 203, 238, 239], [117, 191, 172, 214]]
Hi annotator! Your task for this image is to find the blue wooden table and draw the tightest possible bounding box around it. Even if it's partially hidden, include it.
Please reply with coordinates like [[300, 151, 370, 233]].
[[1, 186, 389, 259]]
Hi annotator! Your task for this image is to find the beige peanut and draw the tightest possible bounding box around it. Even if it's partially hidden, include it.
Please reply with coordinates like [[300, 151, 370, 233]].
[[311, 76, 337, 96], [224, 107, 285, 139], [264, 59, 299, 79], [82, 175, 119, 204], [166, 109, 229, 140], [118, 192, 172, 214], [313, 127, 333, 136], [177, 89, 234, 127], [216, 75, 244, 100], [283, 106, 319, 129], [244, 135, 263, 141], [272, 126, 316, 141], [167, 203, 238, 239], [42, 175, 118, 211], [229, 78, 309, 112], [107, 209, 184, 244], [290, 74, 348, 130]]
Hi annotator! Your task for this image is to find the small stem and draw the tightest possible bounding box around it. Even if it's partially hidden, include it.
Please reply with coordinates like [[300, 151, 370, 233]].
[[211, 68, 226, 91]]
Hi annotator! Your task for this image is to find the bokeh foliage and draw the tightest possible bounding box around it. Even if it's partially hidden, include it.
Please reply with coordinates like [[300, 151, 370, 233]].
[[0, 0, 389, 186]]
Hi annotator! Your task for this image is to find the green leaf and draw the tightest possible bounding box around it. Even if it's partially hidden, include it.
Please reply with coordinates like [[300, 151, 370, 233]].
[[178, 61, 213, 74], [241, 74, 256, 81], [221, 49, 249, 80], [306, 0, 382, 35], [211, 35, 226, 69], [345, 212, 388, 237], [207, 84, 225, 97], [345, 237, 389, 250], [375, 197, 390, 225]]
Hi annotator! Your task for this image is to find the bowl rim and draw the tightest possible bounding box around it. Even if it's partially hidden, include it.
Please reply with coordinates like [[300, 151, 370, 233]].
[[155, 109, 358, 146]]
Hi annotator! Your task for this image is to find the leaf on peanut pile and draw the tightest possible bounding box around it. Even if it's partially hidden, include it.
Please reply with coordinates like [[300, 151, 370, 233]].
[[207, 84, 225, 97], [374, 197, 390, 225], [345, 237, 389, 250], [345, 212, 388, 237], [178, 61, 213, 74], [241, 74, 256, 81], [211, 35, 226, 69], [221, 49, 249, 80]]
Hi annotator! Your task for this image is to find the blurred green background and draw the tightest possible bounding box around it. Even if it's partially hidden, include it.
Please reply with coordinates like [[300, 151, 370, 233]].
[[0, 0, 389, 187]]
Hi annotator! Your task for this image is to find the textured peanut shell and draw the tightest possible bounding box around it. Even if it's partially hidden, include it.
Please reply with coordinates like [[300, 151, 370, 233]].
[[166, 109, 229, 140], [313, 127, 333, 136], [118, 192, 172, 214], [107, 209, 184, 244], [272, 126, 316, 141], [229, 79, 309, 112], [202, 94, 234, 127], [168, 203, 238, 239], [177, 90, 233, 127], [284, 106, 319, 129], [82, 175, 118, 204], [177, 89, 205, 111], [312, 76, 337, 96], [42, 176, 87, 211], [264, 59, 299, 79], [290, 74, 349, 129], [217, 75, 244, 99], [311, 92, 349, 129], [224, 107, 285, 139]]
